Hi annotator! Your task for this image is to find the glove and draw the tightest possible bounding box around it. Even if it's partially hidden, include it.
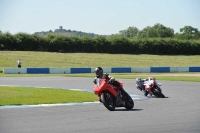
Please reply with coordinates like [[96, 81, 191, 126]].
[[105, 73, 109, 79], [93, 79, 97, 84], [107, 79, 113, 84]]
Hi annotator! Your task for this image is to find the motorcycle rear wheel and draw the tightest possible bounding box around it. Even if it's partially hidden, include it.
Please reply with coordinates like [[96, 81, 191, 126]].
[[101, 91, 116, 111]]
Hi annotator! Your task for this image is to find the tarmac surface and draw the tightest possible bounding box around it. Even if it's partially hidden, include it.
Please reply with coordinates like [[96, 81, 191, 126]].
[[0, 77, 200, 133]]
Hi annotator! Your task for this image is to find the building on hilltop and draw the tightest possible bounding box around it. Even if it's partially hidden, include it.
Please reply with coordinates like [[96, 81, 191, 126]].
[[54, 26, 67, 32]]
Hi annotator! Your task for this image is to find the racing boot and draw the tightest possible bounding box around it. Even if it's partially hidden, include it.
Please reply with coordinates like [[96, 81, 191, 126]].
[[144, 89, 149, 96]]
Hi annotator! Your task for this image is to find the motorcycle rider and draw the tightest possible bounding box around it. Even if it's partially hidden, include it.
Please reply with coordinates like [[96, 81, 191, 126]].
[[136, 77, 148, 91], [93, 67, 120, 88], [136, 77, 155, 96], [93, 67, 129, 101]]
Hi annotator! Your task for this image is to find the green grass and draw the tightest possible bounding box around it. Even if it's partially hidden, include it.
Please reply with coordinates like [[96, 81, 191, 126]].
[[0, 86, 98, 106], [1, 51, 200, 71]]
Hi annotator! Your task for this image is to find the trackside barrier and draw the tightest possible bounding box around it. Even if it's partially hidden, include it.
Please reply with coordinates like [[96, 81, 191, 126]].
[[50, 68, 71, 74], [3, 68, 27, 74], [27, 68, 49, 74], [3, 67, 200, 74]]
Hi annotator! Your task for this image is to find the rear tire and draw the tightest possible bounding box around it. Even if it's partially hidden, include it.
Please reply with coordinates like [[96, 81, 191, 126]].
[[101, 91, 116, 111]]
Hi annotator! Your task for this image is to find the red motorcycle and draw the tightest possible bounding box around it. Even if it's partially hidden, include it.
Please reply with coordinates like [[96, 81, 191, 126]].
[[94, 78, 134, 111], [142, 78, 165, 98]]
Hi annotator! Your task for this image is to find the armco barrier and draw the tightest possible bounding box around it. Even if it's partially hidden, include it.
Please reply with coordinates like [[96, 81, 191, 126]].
[[3, 68, 27, 74], [49, 68, 71, 74], [151, 67, 170, 72], [170, 67, 189, 72], [27, 68, 49, 74], [71, 68, 91, 73], [189, 67, 200, 72], [3, 67, 200, 74], [111, 67, 131, 73]]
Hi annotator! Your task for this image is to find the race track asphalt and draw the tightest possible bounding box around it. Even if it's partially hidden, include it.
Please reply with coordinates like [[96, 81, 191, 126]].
[[0, 77, 200, 133]]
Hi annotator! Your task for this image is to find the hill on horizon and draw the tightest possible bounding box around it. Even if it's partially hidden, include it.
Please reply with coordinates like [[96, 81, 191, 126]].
[[34, 26, 110, 37]]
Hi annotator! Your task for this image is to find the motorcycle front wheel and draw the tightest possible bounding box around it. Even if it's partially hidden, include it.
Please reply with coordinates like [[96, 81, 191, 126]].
[[122, 90, 134, 109], [125, 95, 134, 110], [100, 91, 116, 111], [154, 87, 165, 98]]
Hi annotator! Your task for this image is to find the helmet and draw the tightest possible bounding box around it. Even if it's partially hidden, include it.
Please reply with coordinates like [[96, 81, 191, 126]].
[[136, 77, 142, 83], [94, 67, 103, 78], [136, 77, 143, 88]]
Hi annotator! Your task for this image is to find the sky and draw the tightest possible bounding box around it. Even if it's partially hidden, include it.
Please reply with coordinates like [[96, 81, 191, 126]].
[[0, 0, 200, 35]]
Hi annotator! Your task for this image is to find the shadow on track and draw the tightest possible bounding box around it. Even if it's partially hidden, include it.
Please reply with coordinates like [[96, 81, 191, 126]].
[[114, 108, 143, 111], [147, 96, 169, 98]]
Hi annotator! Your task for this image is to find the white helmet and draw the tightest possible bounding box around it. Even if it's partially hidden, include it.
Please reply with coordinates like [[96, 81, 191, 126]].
[[136, 77, 142, 87], [136, 77, 142, 82]]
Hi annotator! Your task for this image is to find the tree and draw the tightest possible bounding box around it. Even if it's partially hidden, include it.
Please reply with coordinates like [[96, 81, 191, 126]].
[[180, 26, 199, 34], [137, 23, 174, 38], [174, 26, 200, 40], [153, 23, 174, 38], [119, 26, 139, 38], [137, 26, 151, 38]]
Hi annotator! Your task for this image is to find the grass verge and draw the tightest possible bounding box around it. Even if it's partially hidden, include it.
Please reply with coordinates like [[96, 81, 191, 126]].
[[1, 51, 200, 72], [0, 86, 98, 106]]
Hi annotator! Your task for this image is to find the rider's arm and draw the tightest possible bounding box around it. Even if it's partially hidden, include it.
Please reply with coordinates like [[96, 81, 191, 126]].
[[104, 73, 115, 84], [104, 73, 114, 80]]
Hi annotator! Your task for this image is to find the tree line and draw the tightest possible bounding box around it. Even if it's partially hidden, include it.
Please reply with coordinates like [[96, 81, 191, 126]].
[[0, 23, 200, 55], [119, 23, 200, 40]]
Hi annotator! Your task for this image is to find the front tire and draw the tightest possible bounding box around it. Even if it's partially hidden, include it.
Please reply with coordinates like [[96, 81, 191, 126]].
[[125, 95, 134, 110], [101, 91, 116, 111], [155, 87, 165, 98], [158, 92, 165, 98], [122, 90, 134, 110]]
